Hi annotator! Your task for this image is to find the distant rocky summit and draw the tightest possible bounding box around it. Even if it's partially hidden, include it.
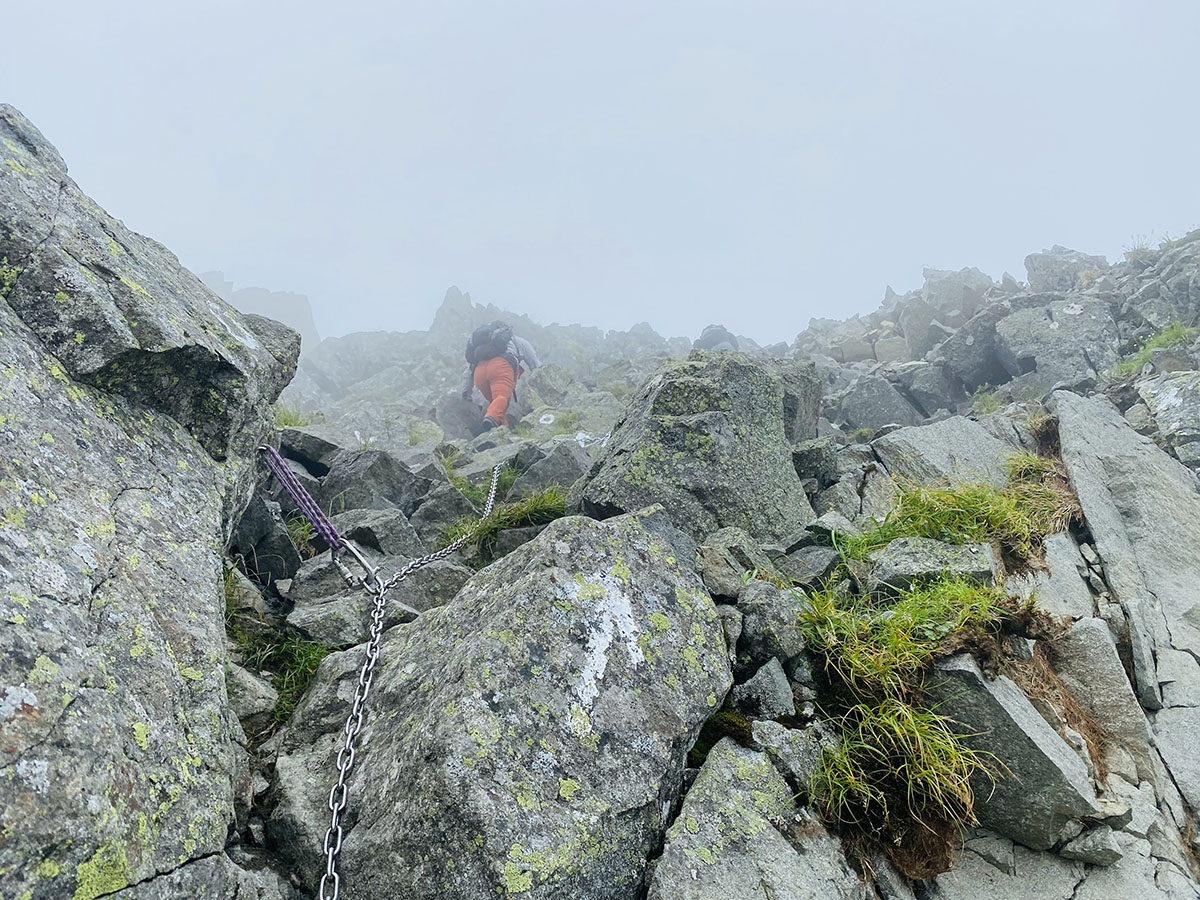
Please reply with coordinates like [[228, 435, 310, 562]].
[[201, 271, 323, 353], [4, 101, 1200, 900]]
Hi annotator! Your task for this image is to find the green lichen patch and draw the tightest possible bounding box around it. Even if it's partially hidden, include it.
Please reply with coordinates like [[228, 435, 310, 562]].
[[72, 841, 130, 900]]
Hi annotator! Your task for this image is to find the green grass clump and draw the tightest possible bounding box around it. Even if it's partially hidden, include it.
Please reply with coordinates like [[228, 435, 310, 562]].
[[438, 486, 567, 558], [284, 512, 317, 559], [223, 564, 328, 736], [274, 403, 314, 427], [439, 449, 518, 505], [1112, 321, 1199, 376], [971, 387, 1002, 414], [799, 577, 1005, 866], [408, 420, 443, 446], [848, 426, 874, 443], [801, 579, 1003, 699], [241, 633, 330, 724], [834, 457, 1077, 566], [549, 409, 581, 435]]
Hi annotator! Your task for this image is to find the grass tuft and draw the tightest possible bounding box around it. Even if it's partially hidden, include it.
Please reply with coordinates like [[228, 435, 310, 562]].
[[971, 387, 1002, 414], [274, 403, 314, 427], [438, 486, 567, 559], [1113, 321, 1198, 376], [833, 457, 1078, 567], [799, 577, 1006, 873], [223, 564, 329, 739], [284, 512, 317, 559], [848, 426, 874, 443], [438, 449, 519, 505], [801, 579, 1004, 700], [240, 633, 330, 724]]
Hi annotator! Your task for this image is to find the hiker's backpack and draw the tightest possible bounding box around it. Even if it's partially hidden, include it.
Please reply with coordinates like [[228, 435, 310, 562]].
[[466, 321, 514, 365]]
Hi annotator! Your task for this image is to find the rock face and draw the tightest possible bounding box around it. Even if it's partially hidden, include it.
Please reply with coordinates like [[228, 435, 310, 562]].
[[1050, 391, 1200, 697], [0, 105, 295, 462], [574, 352, 817, 541], [1, 107, 295, 898], [12, 101, 1200, 900], [269, 511, 732, 898]]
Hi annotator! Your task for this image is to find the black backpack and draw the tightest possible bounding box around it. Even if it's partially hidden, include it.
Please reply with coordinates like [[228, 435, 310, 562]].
[[466, 321, 514, 365]]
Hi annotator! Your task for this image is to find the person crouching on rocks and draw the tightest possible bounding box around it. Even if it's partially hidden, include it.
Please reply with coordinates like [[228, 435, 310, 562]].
[[460, 320, 540, 434]]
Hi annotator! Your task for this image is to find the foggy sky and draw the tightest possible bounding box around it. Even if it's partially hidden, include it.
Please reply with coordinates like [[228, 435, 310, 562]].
[[3, 2, 1198, 345]]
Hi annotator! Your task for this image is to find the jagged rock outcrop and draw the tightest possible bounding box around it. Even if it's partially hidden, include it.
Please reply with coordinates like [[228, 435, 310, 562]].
[[0, 105, 295, 463], [1, 106, 296, 899], [572, 352, 818, 541]]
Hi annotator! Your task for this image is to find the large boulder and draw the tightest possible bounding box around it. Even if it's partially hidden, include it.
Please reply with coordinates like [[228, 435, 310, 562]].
[[1024, 246, 1108, 293], [839, 375, 923, 432], [924, 655, 1097, 850], [994, 299, 1120, 393], [573, 352, 816, 541], [0, 106, 294, 898], [872, 416, 1019, 489], [647, 739, 869, 900], [0, 104, 295, 462], [268, 510, 732, 898]]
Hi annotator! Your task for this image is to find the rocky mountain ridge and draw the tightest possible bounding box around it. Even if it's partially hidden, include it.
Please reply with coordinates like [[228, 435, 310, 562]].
[[4, 101, 1200, 900]]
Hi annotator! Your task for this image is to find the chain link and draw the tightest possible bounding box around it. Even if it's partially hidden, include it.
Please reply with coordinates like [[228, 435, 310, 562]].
[[316, 463, 503, 900]]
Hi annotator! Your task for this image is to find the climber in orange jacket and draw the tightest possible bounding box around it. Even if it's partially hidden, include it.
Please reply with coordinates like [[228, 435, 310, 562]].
[[460, 321, 540, 433]]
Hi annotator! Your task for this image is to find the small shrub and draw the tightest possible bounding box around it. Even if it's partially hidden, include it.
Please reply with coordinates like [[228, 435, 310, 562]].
[[274, 403, 314, 427], [438, 486, 567, 558], [1112, 321, 1199, 376]]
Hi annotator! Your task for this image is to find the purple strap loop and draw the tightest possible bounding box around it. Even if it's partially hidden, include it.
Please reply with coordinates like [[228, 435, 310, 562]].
[[257, 444, 342, 551]]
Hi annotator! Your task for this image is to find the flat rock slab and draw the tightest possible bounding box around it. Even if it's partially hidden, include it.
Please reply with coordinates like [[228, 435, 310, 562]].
[[1049, 617, 1154, 783], [647, 739, 869, 900], [867, 537, 998, 593], [1049, 391, 1200, 699], [925, 655, 1097, 850], [269, 511, 732, 899]]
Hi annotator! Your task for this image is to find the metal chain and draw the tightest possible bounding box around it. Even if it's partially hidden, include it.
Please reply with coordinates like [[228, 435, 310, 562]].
[[317, 463, 503, 900]]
